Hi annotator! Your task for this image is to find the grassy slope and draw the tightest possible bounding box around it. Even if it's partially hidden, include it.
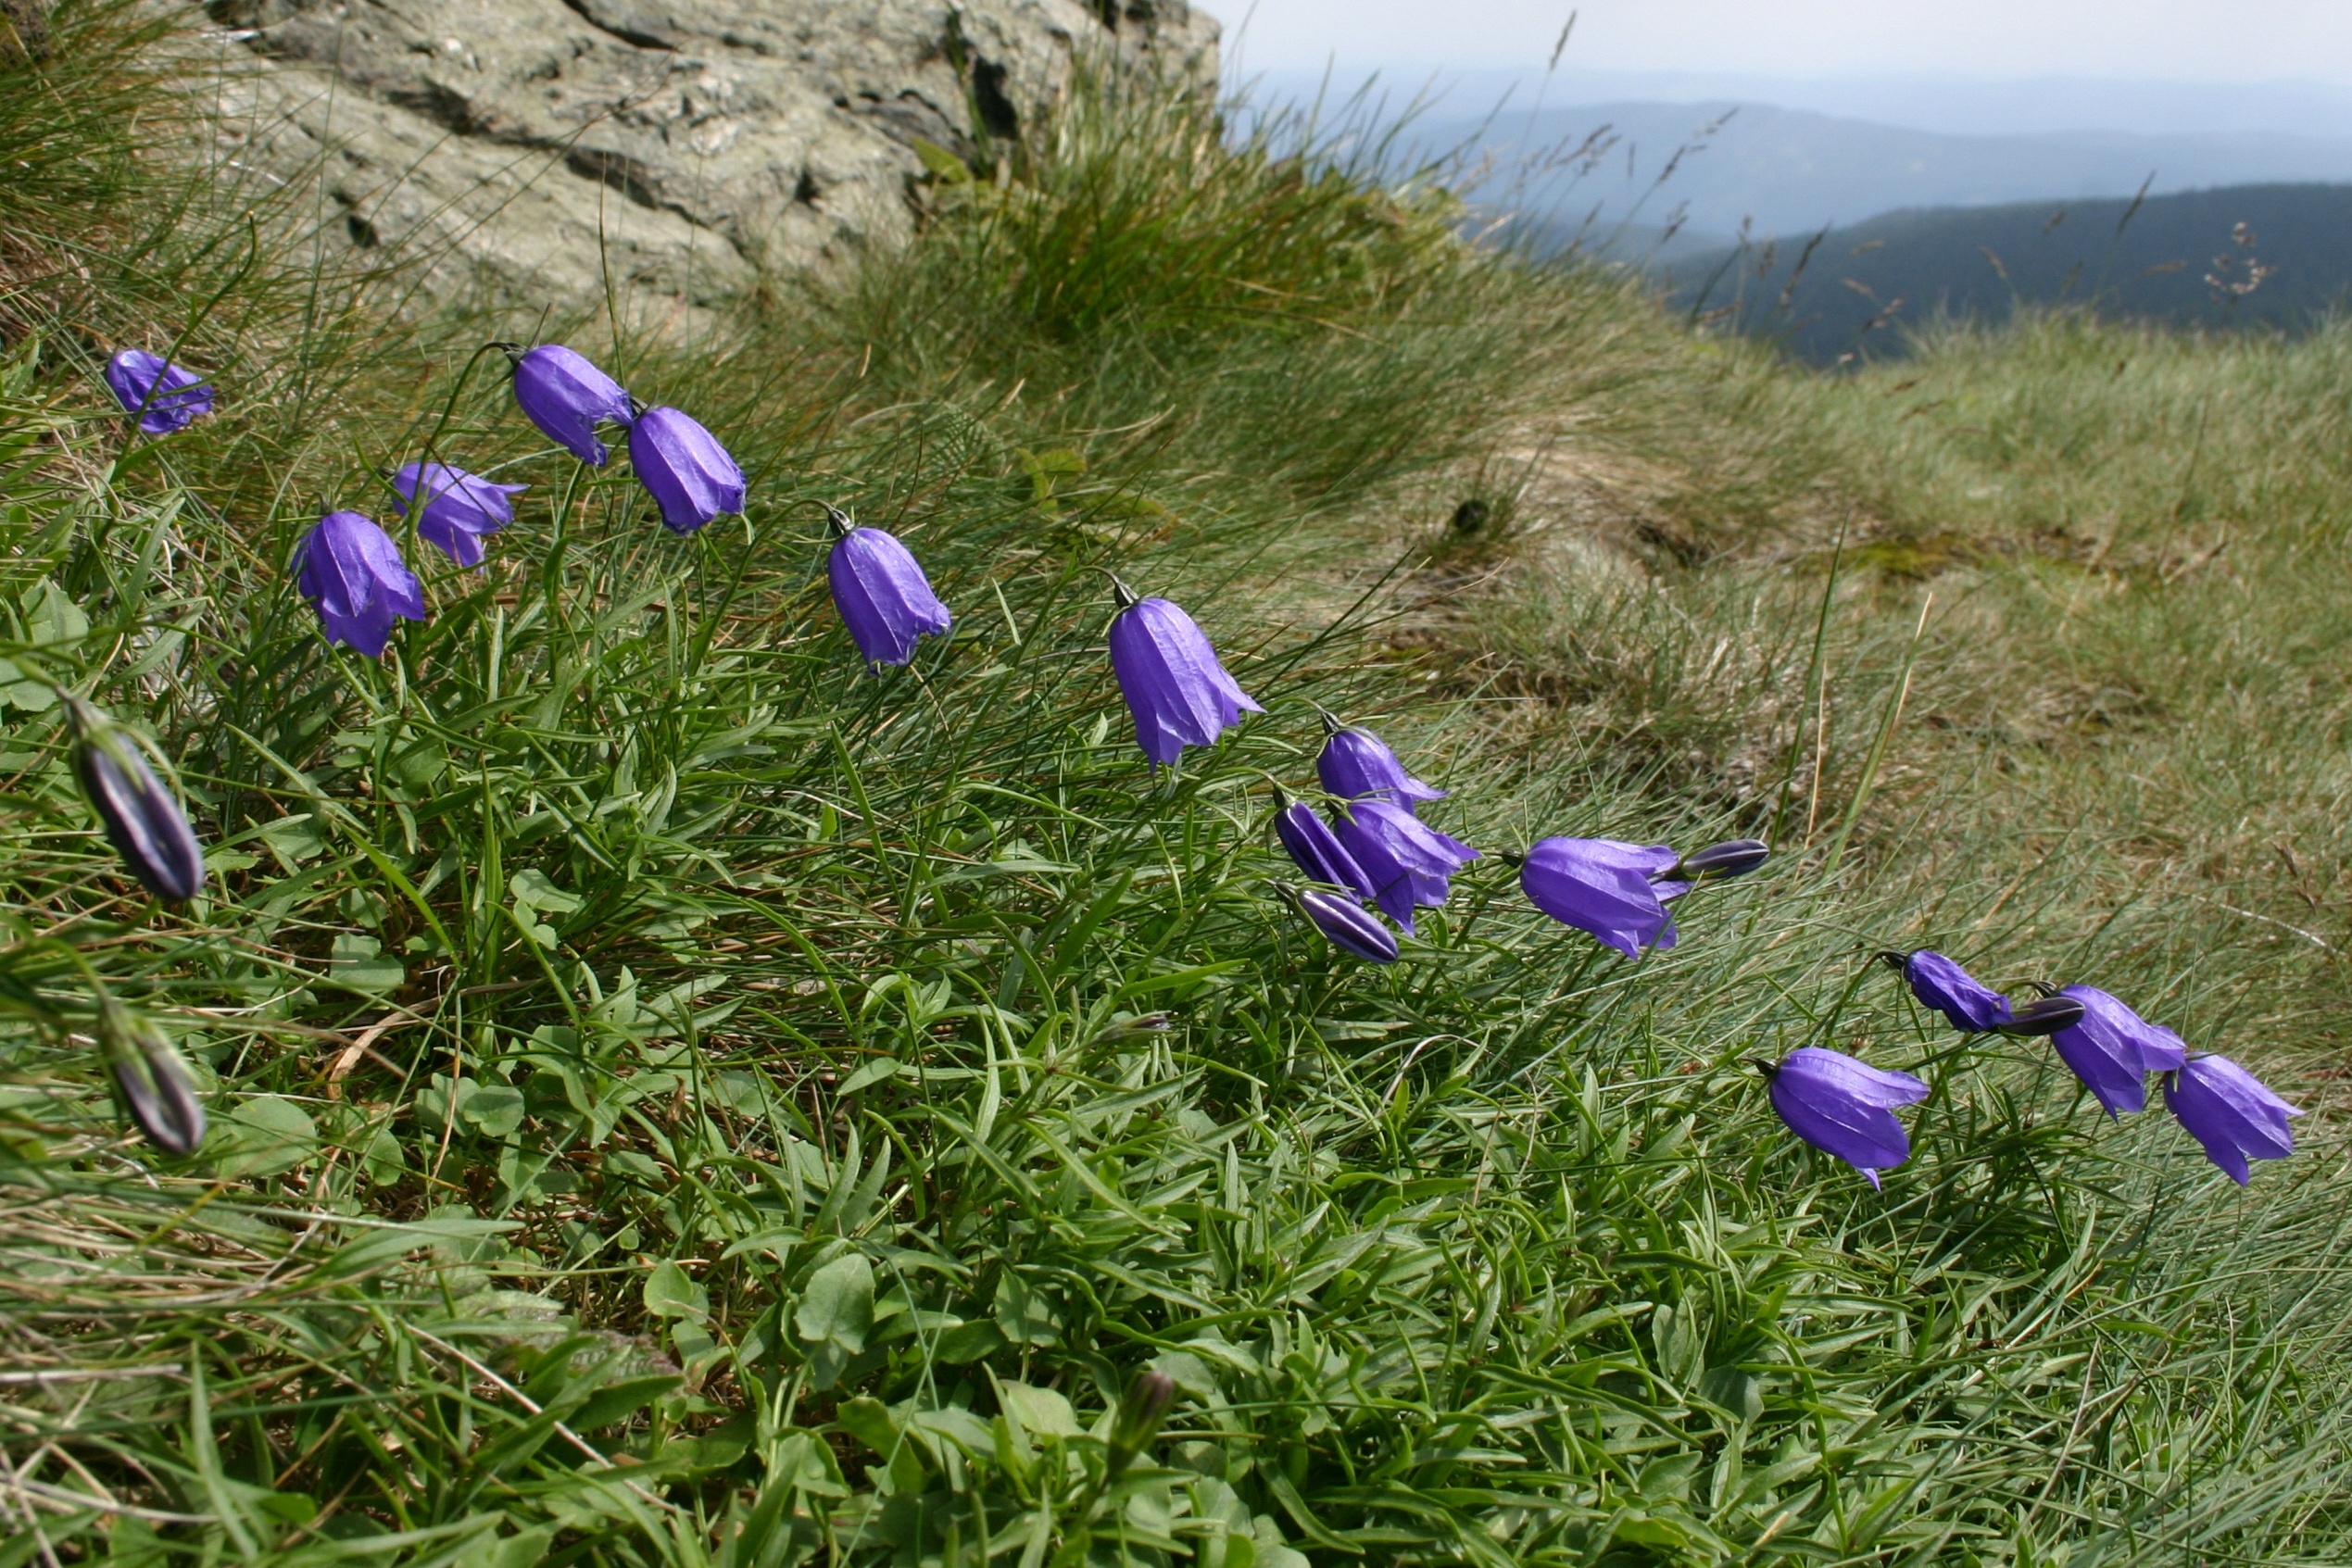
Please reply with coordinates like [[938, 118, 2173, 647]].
[[0, 11, 2347, 1566]]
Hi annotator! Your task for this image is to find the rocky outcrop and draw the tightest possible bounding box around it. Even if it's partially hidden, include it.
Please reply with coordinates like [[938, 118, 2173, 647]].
[[197, 1, 1217, 319]]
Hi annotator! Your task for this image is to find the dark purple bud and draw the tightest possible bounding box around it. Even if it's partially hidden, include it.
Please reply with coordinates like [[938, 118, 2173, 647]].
[[103, 349, 214, 435], [1278, 883, 1400, 963], [1315, 715, 1446, 807], [1274, 797, 1375, 902], [1107, 1369, 1179, 1477], [63, 694, 205, 904], [2049, 985, 2189, 1117], [296, 510, 428, 659], [1764, 1046, 1930, 1189], [508, 344, 635, 466], [825, 508, 951, 665], [2164, 1053, 2300, 1185], [391, 462, 526, 569], [1331, 797, 1478, 935], [629, 407, 748, 533], [1994, 996, 2084, 1038], [1520, 836, 1680, 958], [97, 996, 206, 1156], [1895, 949, 2013, 1033], [1665, 838, 1769, 882], [1106, 592, 1263, 767]]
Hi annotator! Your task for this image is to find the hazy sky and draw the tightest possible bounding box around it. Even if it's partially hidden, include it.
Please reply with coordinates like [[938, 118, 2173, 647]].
[[1226, 0, 2352, 83]]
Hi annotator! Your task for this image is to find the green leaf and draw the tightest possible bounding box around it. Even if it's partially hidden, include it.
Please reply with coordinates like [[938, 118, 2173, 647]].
[[361, 1128, 406, 1185], [994, 1270, 1060, 1347], [795, 1252, 875, 1353], [327, 934, 404, 995], [911, 137, 975, 182], [996, 1380, 1080, 1438], [509, 869, 584, 914], [21, 577, 87, 647], [836, 1056, 900, 1095], [460, 1085, 525, 1139], [212, 1095, 319, 1180], [644, 1261, 710, 1322]]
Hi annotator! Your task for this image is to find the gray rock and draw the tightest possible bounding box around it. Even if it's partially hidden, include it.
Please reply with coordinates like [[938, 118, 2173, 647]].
[[196, 0, 1217, 320]]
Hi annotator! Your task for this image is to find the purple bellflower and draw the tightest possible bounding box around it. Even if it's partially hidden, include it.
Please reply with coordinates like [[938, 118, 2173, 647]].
[[630, 406, 747, 534], [2048, 985, 2189, 1117], [1885, 949, 2014, 1032], [296, 510, 427, 658], [1315, 710, 1445, 808], [1332, 797, 1478, 935], [2164, 1053, 2301, 1185], [1277, 883, 1400, 964], [1106, 581, 1263, 767], [1762, 1046, 1931, 1189], [62, 693, 205, 904], [391, 462, 526, 569], [825, 507, 950, 666], [1520, 837, 1685, 958], [504, 344, 635, 466], [1274, 795, 1376, 902], [104, 349, 213, 434]]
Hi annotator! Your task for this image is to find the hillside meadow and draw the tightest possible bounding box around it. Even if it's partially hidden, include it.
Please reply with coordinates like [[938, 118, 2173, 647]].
[[1, 6, 2347, 1565]]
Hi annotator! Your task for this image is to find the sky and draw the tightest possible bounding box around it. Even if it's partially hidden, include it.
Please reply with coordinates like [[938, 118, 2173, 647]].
[[1224, 0, 2352, 85]]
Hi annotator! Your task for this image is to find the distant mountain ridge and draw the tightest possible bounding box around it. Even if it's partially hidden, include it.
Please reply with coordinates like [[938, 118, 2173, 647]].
[[1428, 100, 2352, 243], [1664, 182, 2352, 363]]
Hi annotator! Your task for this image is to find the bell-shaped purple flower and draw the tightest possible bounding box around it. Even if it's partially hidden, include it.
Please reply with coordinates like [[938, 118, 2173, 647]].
[[1890, 949, 2014, 1033], [1316, 712, 1445, 807], [507, 344, 635, 466], [1274, 797, 1375, 902], [296, 510, 427, 658], [62, 693, 205, 904], [1520, 836, 1684, 958], [825, 507, 950, 665], [1106, 583, 1263, 767], [2049, 985, 2189, 1117], [2164, 1053, 2300, 1185], [1332, 797, 1478, 935], [630, 406, 747, 534], [98, 995, 206, 1155], [104, 349, 213, 434], [1278, 883, 1399, 964], [391, 462, 526, 569], [1764, 1046, 1931, 1189]]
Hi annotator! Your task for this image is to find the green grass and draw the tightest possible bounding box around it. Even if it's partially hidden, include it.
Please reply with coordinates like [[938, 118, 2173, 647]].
[[0, 16, 2347, 1567]]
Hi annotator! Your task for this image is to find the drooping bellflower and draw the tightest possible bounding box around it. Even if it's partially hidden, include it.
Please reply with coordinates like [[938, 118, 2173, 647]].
[[1332, 797, 1478, 935], [1886, 949, 2014, 1032], [630, 405, 748, 534], [97, 995, 206, 1156], [62, 693, 205, 904], [825, 507, 950, 666], [2048, 985, 2189, 1117], [505, 343, 635, 465], [1316, 711, 1445, 808], [1106, 581, 1263, 767], [2164, 1053, 2300, 1185], [1762, 1046, 1931, 1189], [1274, 796, 1375, 903], [391, 462, 526, 569], [103, 349, 214, 434], [1277, 883, 1400, 964], [296, 510, 427, 658], [1520, 836, 1686, 958]]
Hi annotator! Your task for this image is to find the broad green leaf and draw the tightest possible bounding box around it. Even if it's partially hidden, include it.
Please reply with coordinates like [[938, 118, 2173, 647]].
[[212, 1095, 318, 1179], [327, 935, 403, 994], [644, 1261, 710, 1322], [795, 1252, 874, 1353]]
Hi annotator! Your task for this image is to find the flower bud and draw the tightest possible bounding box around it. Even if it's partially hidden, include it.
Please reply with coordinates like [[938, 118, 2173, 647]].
[[63, 694, 205, 904], [1995, 996, 2086, 1038], [97, 996, 206, 1155], [1666, 838, 1770, 882], [1107, 1369, 1177, 1476], [1277, 882, 1401, 963]]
